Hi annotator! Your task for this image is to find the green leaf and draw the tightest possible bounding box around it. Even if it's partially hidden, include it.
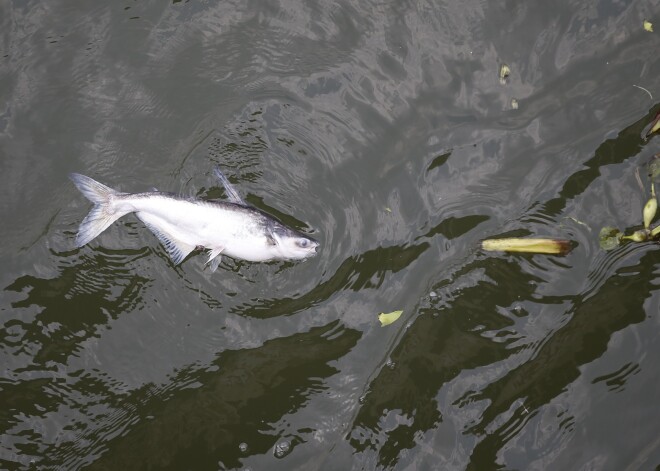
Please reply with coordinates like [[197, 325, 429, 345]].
[[644, 197, 658, 229], [649, 154, 660, 182], [621, 230, 648, 243], [378, 310, 403, 327], [599, 226, 622, 251]]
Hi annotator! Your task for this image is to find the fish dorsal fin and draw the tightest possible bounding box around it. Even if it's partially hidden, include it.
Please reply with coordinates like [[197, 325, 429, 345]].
[[213, 167, 245, 205], [136, 213, 196, 265]]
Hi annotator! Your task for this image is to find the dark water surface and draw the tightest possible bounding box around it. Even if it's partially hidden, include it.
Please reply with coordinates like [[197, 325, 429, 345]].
[[2, 1, 660, 469]]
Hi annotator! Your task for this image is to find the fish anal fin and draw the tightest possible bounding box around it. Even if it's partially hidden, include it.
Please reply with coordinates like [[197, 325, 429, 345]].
[[138, 215, 196, 265]]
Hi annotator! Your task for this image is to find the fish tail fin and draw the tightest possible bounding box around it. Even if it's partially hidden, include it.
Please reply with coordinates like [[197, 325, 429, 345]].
[[69, 173, 130, 247]]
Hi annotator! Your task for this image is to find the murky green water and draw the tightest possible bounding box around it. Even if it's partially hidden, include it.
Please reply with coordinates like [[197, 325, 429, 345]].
[[2, 1, 660, 469]]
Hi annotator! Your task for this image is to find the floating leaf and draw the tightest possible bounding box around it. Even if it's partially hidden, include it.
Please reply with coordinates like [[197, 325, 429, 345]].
[[644, 20, 653, 32], [648, 153, 660, 181], [621, 230, 648, 242], [599, 226, 622, 250], [499, 64, 510, 84], [651, 224, 660, 238], [511, 98, 519, 110], [647, 112, 660, 138], [644, 197, 658, 229], [482, 237, 572, 255], [378, 310, 403, 327], [384, 207, 392, 213]]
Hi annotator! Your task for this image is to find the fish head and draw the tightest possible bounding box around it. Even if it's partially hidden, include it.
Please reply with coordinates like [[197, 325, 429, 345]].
[[268, 223, 319, 260]]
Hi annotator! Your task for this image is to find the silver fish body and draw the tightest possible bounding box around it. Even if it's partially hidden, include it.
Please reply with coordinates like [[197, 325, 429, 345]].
[[69, 169, 319, 272]]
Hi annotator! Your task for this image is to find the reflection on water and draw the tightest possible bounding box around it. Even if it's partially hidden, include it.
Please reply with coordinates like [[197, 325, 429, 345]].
[[1, 0, 660, 470], [349, 244, 654, 468], [47, 322, 360, 470], [3, 249, 150, 366]]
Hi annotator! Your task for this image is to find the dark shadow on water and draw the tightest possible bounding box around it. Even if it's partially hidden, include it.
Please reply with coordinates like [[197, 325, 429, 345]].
[[230, 213, 489, 318], [229, 242, 430, 318], [45, 321, 360, 470], [346, 255, 539, 469], [345, 108, 660, 468], [544, 104, 660, 217], [419, 214, 490, 241], [464, 249, 653, 469], [2, 249, 150, 367]]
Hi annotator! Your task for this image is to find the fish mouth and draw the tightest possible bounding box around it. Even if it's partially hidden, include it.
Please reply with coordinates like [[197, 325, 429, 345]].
[[307, 240, 320, 256]]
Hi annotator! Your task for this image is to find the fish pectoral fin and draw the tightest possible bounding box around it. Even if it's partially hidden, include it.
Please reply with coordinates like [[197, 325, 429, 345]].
[[139, 218, 196, 265], [208, 256, 222, 273], [213, 167, 245, 205], [266, 232, 277, 246], [206, 247, 224, 273]]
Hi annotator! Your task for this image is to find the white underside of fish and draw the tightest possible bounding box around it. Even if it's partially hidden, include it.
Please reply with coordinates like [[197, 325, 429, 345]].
[[127, 195, 276, 262]]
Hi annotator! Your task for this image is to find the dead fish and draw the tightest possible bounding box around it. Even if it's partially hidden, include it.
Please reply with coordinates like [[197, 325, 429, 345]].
[[70, 168, 319, 272]]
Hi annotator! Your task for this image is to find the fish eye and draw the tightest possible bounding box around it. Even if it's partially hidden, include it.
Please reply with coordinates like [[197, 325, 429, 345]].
[[298, 239, 309, 248]]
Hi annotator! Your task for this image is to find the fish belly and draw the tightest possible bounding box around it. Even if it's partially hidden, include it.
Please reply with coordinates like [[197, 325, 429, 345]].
[[128, 195, 273, 261]]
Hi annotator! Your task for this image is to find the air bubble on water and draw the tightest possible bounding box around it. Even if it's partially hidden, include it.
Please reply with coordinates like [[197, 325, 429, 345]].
[[429, 291, 438, 298], [386, 359, 396, 370], [274, 440, 291, 458], [239, 442, 248, 453]]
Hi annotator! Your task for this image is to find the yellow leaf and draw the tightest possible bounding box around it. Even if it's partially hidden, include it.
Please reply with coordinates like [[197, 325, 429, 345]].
[[482, 238, 572, 255], [644, 197, 658, 229], [644, 20, 653, 32], [650, 115, 660, 135], [378, 310, 403, 327], [499, 64, 510, 84]]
